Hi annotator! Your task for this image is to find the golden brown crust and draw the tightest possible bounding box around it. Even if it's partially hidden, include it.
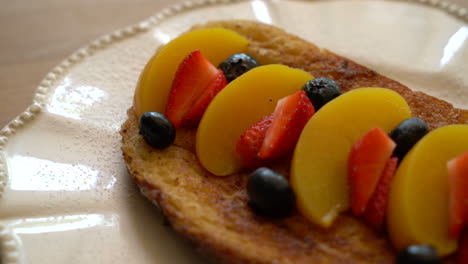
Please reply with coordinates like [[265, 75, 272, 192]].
[[121, 20, 466, 263], [121, 108, 395, 264]]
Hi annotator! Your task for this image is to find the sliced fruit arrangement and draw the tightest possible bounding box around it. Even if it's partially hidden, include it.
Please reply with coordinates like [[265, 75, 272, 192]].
[[291, 87, 412, 227], [181, 70, 227, 127], [347, 127, 396, 216], [362, 157, 398, 231], [388, 124, 468, 256], [134, 28, 248, 117], [346, 118, 429, 232], [236, 114, 274, 169], [165, 50, 227, 128], [131, 25, 468, 262], [448, 152, 468, 239], [236, 90, 315, 168], [259, 90, 315, 160], [196, 64, 313, 176]]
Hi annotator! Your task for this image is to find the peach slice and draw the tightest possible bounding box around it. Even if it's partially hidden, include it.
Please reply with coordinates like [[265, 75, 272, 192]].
[[291, 88, 411, 227], [387, 124, 468, 256], [196, 64, 313, 176], [133, 28, 249, 117]]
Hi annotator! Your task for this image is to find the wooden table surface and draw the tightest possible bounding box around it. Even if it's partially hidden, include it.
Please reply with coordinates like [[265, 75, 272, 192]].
[[1, 0, 467, 128]]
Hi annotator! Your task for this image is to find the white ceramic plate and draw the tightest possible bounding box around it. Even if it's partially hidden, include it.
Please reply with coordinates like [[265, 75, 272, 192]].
[[1, 0, 467, 263]]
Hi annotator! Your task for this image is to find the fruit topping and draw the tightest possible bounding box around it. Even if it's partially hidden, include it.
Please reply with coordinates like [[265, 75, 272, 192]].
[[165, 50, 226, 128], [236, 114, 274, 168], [362, 157, 398, 231], [448, 152, 468, 238], [291, 88, 411, 227], [196, 64, 313, 176], [348, 127, 396, 215], [396, 245, 441, 264], [388, 125, 468, 256], [181, 70, 227, 127], [219, 53, 259, 82], [389, 117, 429, 160], [259, 90, 315, 160], [139, 112, 175, 149], [247, 167, 295, 218], [134, 28, 248, 117], [302, 77, 341, 110]]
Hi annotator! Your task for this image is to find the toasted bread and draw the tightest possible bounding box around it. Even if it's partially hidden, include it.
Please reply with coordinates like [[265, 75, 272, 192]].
[[120, 20, 468, 263]]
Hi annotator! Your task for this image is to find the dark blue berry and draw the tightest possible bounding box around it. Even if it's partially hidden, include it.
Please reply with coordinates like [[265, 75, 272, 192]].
[[247, 167, 295, 218], [139, 112, 175, 149], [389, 117, 429, 160], [397, 245, 441, 264], [302, 78, 341, 110], [219, 53, 259, 82]]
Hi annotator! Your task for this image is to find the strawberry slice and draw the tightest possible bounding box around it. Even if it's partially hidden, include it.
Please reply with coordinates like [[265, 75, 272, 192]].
[[181, 70, 227, 127], [259, 90, 315, 160], [236, 114, 273, 168], [362, 157, 398, 230], [448, 152, 468, 238], [165, 50, 219, 128], [457, 229, 468, 264], [348, 127, 396, 215]]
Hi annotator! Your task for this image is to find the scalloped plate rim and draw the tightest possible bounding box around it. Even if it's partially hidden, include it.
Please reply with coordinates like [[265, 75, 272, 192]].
[[0, 0, 467, 263]]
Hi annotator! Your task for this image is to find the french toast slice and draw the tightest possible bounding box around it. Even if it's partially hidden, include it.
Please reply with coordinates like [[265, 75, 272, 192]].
[[120, 20, 468, 263]]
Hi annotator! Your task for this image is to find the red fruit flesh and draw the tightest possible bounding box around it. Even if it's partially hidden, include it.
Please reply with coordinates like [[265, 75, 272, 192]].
[[182, 70, 227, 127], [259, 90, 315, 160], [165, 50, 219, 128], [448, 152, 468, 239], [236, 114, 274, 168], [362, 157, 398, 230], [457, 229, 468, 264], [348, 127, 396, 216]]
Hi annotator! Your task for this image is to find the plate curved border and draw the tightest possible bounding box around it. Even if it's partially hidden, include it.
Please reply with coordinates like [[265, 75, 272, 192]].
[[0, 0, 467, 262]]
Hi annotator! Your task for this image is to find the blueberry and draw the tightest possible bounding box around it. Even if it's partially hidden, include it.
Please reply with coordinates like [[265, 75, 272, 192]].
[[389, 117, 429, 160], [302, 78, 341, 110], [219, 53, 259, 82], [139, 112, 175, 149], [247, 167, 295, 218], [397, 245, 441, 264]]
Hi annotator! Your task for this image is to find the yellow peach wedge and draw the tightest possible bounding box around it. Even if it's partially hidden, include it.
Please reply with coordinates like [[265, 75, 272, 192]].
[[133, 28, 249, 117], [196, 64, 313, 176], [387, 124, 468, 256], [291, 88, 411, 227]]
